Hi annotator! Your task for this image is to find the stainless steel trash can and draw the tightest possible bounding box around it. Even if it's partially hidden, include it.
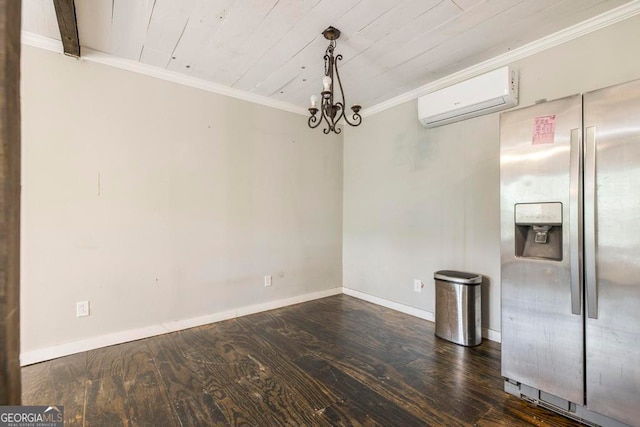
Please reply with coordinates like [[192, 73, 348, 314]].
[[434, 270, 482, 346]]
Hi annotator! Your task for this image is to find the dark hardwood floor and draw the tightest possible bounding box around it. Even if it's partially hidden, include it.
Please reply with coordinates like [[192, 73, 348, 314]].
[[22, 295, 582, 426]]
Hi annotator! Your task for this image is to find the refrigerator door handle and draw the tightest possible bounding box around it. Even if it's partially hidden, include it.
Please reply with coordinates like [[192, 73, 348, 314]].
[[585, 125, 598, 319], [569, 128, 582, 315]]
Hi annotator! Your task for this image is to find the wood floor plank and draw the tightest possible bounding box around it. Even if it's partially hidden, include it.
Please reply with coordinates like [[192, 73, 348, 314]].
[[240, 310, 489, 424], [21, 352, 87, 426], [237, 314, 466, 424], [281, 298, 579, 426], [262, 300, 482, 422], [84, 339, 179, 426], [476, 398, 586, 427], [294, 353, 453, 426], [150, 319, 337, 426], [21, 295, 584, 426]]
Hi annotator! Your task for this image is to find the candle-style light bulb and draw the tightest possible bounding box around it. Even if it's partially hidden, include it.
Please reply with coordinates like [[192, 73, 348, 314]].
[[322, 76, 332, 91], [310, 95, 318, 108]]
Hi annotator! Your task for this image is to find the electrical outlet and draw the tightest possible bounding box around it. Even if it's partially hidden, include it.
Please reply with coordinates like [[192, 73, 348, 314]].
[[264, 275, 272, 287], [76, 301, 90, 317], [414, 279, 423, 293]]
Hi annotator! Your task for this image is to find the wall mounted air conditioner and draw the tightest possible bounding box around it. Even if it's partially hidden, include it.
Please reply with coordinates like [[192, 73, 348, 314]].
[[418, 66, 518, 128]]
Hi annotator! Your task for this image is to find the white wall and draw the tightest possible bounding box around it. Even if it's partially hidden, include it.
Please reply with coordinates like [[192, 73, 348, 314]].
[[20, 46, 343, 361], [343, 14, 640, 335]]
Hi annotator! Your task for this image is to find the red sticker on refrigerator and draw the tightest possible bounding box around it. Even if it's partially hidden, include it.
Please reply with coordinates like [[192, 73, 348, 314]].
[[532, 115, 556, 144]]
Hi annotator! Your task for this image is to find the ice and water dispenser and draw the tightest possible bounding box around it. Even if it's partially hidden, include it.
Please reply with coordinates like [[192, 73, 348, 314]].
[[514, 202, 563, 261]]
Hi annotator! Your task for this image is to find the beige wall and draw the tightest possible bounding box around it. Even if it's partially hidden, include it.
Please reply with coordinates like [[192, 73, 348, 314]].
[[343, 14, 640, 334], [20, 46, 343, 358]]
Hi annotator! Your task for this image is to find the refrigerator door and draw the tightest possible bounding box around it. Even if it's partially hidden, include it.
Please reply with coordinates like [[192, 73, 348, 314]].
[[584, 78, 640, 426], [500, 95, 584, 404]]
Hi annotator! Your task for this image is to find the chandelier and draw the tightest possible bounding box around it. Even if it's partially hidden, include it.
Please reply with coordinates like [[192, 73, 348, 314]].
[[308, 26, 362, 134]]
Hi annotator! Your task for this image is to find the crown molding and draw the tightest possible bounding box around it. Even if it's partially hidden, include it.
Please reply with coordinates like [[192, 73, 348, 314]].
[[362, 0, 640, 117], [21, 31, 62, 52], [21, 0, 640, 119], [20, 31, 309, 117]]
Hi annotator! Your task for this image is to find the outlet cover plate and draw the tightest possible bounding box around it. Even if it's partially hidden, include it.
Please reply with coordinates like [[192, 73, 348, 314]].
[[76, 301, 90, 317], [414, 280, 423, 293]]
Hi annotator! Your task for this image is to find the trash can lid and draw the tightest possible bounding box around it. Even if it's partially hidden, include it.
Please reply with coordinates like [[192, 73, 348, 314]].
[[434, 270, 482, 284]]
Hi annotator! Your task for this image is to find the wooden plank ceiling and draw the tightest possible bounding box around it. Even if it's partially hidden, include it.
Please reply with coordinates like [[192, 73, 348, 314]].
[[22, 0, 633, 110]]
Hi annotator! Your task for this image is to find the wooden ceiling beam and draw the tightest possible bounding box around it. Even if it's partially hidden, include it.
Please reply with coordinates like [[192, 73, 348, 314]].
[[53, 0, 80, 57]]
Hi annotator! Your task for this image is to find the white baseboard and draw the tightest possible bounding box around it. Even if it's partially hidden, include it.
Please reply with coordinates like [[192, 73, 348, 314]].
[[21, 286, 501, 365], [20, 287, 342, 366], [342, 287, 435, 322], [483, 328, 502, 343], [343, 287, 501, 343]]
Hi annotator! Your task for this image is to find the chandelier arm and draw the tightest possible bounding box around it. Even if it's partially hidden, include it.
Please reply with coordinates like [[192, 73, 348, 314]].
[[343, 109, 362, 127], [332, 53, 360, 128], [333, 54, 347, 107], [343, 113, 362, 127], [308, 114, 322, 129]]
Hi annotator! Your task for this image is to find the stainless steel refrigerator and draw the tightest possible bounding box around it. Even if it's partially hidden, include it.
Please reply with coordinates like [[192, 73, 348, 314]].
[[500, 78, 640, 427]]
